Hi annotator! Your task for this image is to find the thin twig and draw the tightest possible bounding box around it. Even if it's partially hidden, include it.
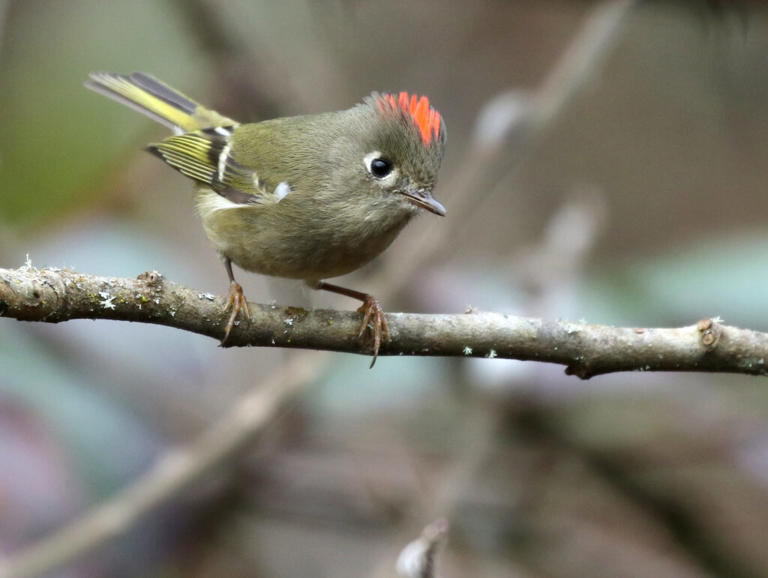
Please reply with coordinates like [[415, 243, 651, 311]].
[[374, 0, 637, 305], [371, 3, 640, 575], [0, 350, 321, 578], [396, 519, 450, 578]]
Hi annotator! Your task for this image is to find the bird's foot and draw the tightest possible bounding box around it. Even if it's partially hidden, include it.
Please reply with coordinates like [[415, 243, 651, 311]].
[[222, 281, 250, 344], [357, 295, 391, 368]]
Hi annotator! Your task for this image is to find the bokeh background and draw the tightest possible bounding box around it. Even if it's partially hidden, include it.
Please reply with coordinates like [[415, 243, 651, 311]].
[[2, 1, 768, 577]]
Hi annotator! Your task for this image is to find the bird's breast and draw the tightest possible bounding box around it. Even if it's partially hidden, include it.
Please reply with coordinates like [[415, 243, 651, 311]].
[[196, 188, 416, 280]]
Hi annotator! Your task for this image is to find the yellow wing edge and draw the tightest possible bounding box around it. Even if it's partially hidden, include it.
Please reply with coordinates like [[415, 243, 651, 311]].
[[85, 72, 238, 133]]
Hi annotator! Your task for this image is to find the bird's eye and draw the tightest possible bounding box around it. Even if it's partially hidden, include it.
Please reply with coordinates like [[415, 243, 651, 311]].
[[369, 157, 393, 178]]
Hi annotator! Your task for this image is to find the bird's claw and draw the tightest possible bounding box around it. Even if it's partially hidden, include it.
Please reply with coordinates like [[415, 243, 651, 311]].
[[222, 281, 250, 344], [357, 295, 391, 368]]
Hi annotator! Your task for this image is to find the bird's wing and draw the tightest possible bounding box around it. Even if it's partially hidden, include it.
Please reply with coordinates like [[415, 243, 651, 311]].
[[147, 127, 289, 205]]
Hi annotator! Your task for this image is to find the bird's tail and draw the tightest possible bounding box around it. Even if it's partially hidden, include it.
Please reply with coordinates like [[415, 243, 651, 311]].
[[85, 72, 238, 134]]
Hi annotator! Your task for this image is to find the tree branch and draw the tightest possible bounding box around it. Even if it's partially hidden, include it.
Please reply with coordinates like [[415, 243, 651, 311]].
[[0, 348, 322, 578], [2, 266, 767, 379]]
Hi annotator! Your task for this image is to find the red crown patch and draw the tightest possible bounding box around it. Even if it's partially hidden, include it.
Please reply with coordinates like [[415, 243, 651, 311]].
[[379, 92, 442, 145]]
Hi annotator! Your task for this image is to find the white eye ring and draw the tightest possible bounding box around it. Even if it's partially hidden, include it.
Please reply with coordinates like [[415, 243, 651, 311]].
[[364, 151, 398, 184]]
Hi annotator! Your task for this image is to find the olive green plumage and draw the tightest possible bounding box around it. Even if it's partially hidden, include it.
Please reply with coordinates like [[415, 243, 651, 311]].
[[86, 72, 445, 282], [86, 72, 446, 358], [196, 107, 445, 280]]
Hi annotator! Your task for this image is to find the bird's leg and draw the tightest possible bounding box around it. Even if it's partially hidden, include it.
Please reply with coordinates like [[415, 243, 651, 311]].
[[222, 257, 250, 344], [314, 281, 390, 367]]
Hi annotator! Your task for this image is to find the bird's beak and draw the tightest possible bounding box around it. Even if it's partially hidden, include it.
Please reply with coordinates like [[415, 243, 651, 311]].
[[400, 188, 446, 217]]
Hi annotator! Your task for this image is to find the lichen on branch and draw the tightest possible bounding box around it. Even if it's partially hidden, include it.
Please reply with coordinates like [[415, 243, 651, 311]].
[[1, 266, 767, 379]]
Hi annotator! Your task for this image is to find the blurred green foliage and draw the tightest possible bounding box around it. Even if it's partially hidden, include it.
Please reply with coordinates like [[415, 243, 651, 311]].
[[0, 0, 206, 227]]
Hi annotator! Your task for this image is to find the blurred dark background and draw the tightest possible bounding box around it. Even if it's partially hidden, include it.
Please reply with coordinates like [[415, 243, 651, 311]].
[[2, 1, 768, 577]]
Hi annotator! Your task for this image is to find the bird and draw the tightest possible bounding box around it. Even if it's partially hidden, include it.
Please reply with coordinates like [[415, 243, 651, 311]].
[[85, 72, 447, 366]]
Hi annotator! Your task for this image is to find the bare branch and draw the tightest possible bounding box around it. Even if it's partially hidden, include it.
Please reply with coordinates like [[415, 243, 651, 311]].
[[0, 348, 321, 578], [2, 266, 767, 379]]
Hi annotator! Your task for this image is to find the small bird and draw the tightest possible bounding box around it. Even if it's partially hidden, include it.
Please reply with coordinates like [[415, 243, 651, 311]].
[[86, 72, 447, 365]]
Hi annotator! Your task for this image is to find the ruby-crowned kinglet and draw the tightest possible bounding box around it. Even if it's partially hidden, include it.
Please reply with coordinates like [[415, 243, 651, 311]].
[[86, 72, 447, 365]]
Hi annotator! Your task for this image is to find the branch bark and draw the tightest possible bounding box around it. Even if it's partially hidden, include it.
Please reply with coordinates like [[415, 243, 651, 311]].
[[2, 266, 767, 379]]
